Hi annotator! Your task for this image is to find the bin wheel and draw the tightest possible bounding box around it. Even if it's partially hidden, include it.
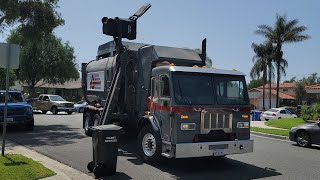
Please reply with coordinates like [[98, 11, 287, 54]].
[[93, 164, 105, 178], [137, 125, 162, 164], [87, 161, 94, 172]]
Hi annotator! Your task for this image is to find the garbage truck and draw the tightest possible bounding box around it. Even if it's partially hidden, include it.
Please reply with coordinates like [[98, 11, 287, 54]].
[[82, 3, 253, 163]]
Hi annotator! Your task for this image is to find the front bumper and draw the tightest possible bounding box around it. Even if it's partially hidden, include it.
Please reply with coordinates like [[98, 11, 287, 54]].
[[289, 130, 296, 141], [0, 116, 34, 125], [175, 139, 254, 158], [57, 107, 74, 112]]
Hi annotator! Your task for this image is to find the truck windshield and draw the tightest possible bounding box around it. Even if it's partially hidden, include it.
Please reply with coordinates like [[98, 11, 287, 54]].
[[172, 73, 215, 105], [215, 76, 248, 105], [172, 73, 248, 105], [49, 95, 65, 101], [0, 92, 25, 103]]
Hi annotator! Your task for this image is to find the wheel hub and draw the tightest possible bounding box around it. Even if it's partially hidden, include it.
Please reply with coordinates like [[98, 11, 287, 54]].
[[142, 133, 156, 157]]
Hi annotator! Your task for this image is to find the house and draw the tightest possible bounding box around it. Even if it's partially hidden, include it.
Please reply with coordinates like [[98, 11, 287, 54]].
[[10, 79, 82, 102], [249, 88, 295, 110], [248, 83, 296, 110]]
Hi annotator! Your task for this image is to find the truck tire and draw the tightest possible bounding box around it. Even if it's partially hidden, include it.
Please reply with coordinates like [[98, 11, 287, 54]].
[[51, 106, 58, 115], [137, 125, 162, 164], [84, 112, 92, 136], [25, 120, 34, 131]]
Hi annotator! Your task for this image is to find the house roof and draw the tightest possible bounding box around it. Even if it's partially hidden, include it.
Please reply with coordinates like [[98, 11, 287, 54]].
[[256, 82, 295, 89], [305, 84, 320, 89], [23, 79, 82, 89], [249, 88, 295, 100]]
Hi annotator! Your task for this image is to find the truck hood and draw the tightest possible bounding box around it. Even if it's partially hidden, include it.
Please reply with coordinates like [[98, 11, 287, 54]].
[[0, 102, 32, 109]]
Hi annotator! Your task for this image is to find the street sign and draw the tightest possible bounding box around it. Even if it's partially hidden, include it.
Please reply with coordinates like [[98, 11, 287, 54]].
[[0, 43, 20, 69], [0, 43, 20, 156]]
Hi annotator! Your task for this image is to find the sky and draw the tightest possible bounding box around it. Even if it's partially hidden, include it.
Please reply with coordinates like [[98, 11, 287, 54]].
[[1, 0, 319, 82]]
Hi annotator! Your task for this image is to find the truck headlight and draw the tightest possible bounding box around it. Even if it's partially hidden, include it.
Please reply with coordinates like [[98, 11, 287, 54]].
[[181, 123, 196, 130], [237, 122, 249, 128]]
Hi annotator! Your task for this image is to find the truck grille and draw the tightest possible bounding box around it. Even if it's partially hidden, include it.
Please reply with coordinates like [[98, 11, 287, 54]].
[[201, 109, 232, 134], [63, 103, 74, 107], [0, 109, 27, 116]]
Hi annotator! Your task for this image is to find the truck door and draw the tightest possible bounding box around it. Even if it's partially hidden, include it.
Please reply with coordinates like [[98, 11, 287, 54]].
[[158, 75, 172, 142], [42, 96, 50, 110], [36, 95, 44, 110]]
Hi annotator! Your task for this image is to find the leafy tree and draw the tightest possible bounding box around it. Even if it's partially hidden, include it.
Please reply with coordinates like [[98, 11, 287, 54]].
[[294, 81, 307, 105], [247, 78, 264, 90], [0, 69, 16, 89], [250, 43, 268, 109], [7, 29, 79, 97], [0, 0, 64, 35], [284, 77, 297, 83], [2, 0, 79, 97], [256, 15, 310, 107]]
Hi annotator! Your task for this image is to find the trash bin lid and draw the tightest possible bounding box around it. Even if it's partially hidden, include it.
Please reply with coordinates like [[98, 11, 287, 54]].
[[90, 124, 123, 131]]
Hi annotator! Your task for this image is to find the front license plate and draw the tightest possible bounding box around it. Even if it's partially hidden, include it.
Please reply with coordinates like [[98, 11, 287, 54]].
[[213, 149, 225, 156], [6, 118, 13, 122]]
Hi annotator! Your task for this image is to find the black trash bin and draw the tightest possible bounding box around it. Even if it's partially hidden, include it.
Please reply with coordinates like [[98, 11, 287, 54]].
[[87, 124, 123, 177]]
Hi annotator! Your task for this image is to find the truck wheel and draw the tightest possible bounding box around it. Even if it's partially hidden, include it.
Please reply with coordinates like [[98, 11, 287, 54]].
[[42, 110, 47, 114], [137, 125, 162, 164], [25, 120, 34, 131], [51, 106, 58, 115], [84, 112, 92, 136]]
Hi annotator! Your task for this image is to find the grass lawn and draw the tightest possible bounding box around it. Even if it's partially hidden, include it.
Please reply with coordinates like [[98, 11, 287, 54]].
[[264, 118, 305, 130], [0, 153, 56, 180], [251, 127, 289, 137]]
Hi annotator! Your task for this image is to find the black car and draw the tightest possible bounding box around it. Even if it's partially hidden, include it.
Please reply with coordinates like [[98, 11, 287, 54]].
[[289, 122, 320, 147]]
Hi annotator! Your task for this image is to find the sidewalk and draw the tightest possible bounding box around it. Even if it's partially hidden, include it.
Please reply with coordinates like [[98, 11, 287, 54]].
[[251, 120, 287, 130], [1, 140, 93, 180]]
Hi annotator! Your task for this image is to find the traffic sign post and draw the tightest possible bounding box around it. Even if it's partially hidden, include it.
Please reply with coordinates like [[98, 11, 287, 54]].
[[0, 43, 20, 156]]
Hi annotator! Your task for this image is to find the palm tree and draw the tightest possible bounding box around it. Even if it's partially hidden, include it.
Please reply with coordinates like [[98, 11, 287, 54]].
[[255, 15, 310, 107], [264, 42, 275, 109], [250, 43, 268, 110]]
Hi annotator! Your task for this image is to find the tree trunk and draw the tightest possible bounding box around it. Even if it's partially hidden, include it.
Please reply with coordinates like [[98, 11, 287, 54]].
[[28, 85, 37, 98], [262, 62, 266, 110], [276, 61, 280, 108], [268, 62, 272, 109], [275, 44, 282, 108]]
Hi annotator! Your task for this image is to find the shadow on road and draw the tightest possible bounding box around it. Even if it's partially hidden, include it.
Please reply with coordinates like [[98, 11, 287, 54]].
[[4, 124, 87, 147], [114, 134, 282, 180]]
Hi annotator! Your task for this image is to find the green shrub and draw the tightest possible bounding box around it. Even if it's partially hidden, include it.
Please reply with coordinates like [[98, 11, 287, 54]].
[[301, 103, 320, 121]]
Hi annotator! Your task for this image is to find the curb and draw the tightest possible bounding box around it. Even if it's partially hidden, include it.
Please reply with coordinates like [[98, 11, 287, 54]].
[[251, 131, 290, 141], [4, 140, 93, 180]]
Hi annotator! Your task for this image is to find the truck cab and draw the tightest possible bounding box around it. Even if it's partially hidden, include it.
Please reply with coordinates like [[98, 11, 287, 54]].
[[138, 65, 253, 160]]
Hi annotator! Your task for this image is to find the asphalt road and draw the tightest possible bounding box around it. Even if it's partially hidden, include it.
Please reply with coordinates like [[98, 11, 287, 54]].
[[4, 113, 320, 180]]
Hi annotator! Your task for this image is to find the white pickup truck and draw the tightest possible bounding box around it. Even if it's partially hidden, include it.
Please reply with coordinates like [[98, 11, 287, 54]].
[[32, 94, 74, 115]]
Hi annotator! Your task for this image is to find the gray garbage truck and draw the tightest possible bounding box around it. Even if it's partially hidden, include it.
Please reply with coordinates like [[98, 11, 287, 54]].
[[82, 3, 253, 163]]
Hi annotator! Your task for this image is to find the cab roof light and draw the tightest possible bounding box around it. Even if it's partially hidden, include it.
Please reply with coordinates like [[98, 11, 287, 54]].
[[202, 66, 207, 68], [169, 63, 175, 66], [232, 68, 238, 71], [193, 65, 199, 68], [211, 66, 216, 69]]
